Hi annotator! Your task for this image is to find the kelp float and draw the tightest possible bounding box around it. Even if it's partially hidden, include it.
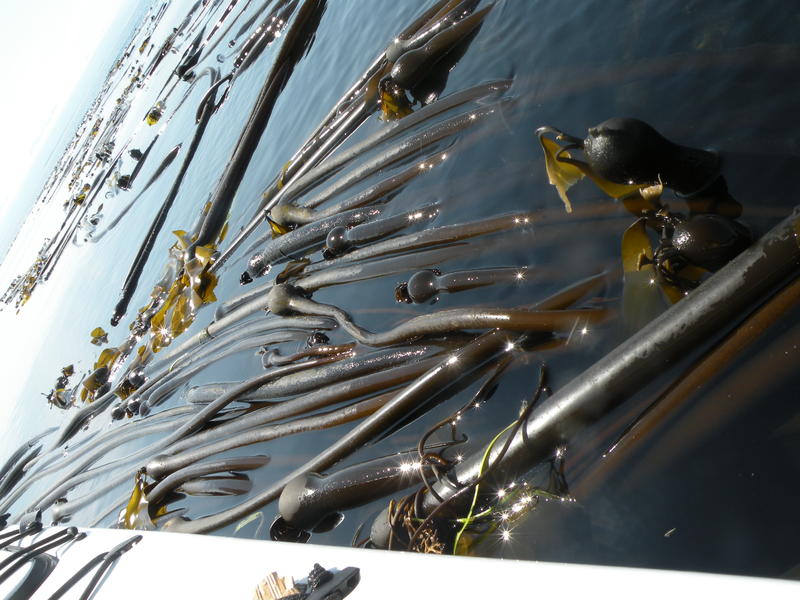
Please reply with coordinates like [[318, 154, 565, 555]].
[[0, 0, 798, 574]]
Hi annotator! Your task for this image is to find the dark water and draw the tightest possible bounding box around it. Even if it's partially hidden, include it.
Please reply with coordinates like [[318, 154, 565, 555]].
[[0, 0, 798, 580]]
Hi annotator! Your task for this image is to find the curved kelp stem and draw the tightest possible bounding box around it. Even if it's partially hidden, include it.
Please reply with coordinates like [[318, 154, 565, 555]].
[[229, 0, 299, 77], [396, 266, 531, 304], [407, 207, 800, 520], [0, 429, 56, 494], [136, 329, 311, 410], [168, 356, 444, 457], [321, 203, 441, 259], [142, 315, 332, 383], [110, 70, 222, 326], [88, 143, 183, 242], [224, 0, 284, 54], [294, 242, 508, 293], [122, 134, 157, 191], [246, 205, 389, 276], [279, 0, 457, 162], [188, 0, 326, 255], [264, 283, 609, 347], [388, 3, 494, 90], [189, 0, 256, 73], [0, 445, 43, 503], [148, 394, 390, 480], [134, 456, 269, 507], [176, 475, 254, 496], [48, 391, 121, 451], [179, 346, 436, 407], [248, 201, 441, 275], [0, 407, 199, 516], [41, 165, 114, 281], [212, 80, 511, 271], [162, 332, 508, 533], [255, 0, 459, 199], [160, 272, 605, 533], [385, 0, 479, 62], [296, 100, 512, 211], [153, 356, 347, 446], [273, 81, 509, 210], [24, 406, 196, 489], [270, 180, 439, 231], [19, 380, 289, 518], [297, 212, 533, 276], [213, 280, 274, 318], [231, 155, 446, 276], [149, 312, 332, 376], [57, 395, 386, 524]]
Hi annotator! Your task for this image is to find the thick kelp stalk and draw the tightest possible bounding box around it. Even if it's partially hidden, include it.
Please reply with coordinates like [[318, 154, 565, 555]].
[[2, 1, 798, 576], [402, 206, 800, 520]]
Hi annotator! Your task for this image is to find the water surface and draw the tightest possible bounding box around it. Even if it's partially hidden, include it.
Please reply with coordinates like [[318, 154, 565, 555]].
[[0, 0, 798, 579]]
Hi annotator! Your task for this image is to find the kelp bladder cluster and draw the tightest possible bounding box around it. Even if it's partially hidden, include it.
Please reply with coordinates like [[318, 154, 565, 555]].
[[1, 0, 799, 572]]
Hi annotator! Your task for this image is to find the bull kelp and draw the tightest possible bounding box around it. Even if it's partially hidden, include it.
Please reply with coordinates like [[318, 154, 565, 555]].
[[1, 0, 799, 580]]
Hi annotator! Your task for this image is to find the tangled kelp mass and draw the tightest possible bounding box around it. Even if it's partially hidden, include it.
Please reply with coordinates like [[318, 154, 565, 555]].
[[1, 0, 800, 578]]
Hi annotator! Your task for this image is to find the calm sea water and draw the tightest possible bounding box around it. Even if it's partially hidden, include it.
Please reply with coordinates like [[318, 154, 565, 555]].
[[0, 0, 798, 579], [0, 2, 152, 265]]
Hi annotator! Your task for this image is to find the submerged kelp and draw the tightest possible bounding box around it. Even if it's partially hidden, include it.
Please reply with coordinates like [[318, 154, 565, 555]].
[[1, 0, 800, 580]]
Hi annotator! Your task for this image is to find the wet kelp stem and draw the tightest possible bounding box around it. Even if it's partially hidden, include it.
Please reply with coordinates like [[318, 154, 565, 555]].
[[189, 0, 326, 253], [111, 70, 221, 325], [160, 272, 607, 533], [416, 206, 800, 517]]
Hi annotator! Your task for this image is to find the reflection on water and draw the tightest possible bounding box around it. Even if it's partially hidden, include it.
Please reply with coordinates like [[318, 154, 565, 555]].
[[0, 0, 798, 580]]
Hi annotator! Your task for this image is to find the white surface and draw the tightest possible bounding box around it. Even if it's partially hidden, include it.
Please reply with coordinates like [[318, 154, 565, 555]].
[[0, 526, 797, 599]]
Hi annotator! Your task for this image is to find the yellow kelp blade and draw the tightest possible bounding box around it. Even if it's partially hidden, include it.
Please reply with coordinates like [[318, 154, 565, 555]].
[[538, 136, 584, 213], [266, 216, 289, 238], [557, 151, 647, 202], [619, 182, 664, 216], [148, 261, 218, 352], [217, 221, 229, 243], [89, 326, 108, 345], [364, 63, 392, 110], [583, 170, 644, 201], [121, 471, 156, 530], [172, 230, 191, 250], [80, 365, 110, 403], [276, 258, 310, 284], [194, 244, 215, 265], [621, 218, 665, 332], [379, 88, 413, 121], [660, 263, 707, 305], [169, 294, 190, 338], [114, 378, 138, 401], [620, 214, 703, 320], [93, 347, 121, 371], [149, 277, 184, 351], [277, 160, 292, 190], [621, 218, 653, 273], [188, 287, 203, 313]]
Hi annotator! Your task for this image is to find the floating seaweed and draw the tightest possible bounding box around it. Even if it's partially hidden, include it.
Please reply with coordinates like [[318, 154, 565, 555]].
[[1, 0, 798, 580]]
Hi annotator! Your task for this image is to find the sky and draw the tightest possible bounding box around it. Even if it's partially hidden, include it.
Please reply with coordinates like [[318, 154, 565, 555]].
[[0, 0, 148, 264]]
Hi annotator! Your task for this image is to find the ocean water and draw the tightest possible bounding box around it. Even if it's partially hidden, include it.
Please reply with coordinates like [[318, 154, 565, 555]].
[[0, 2, 152, 266], [0, 0, 798, 579]]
